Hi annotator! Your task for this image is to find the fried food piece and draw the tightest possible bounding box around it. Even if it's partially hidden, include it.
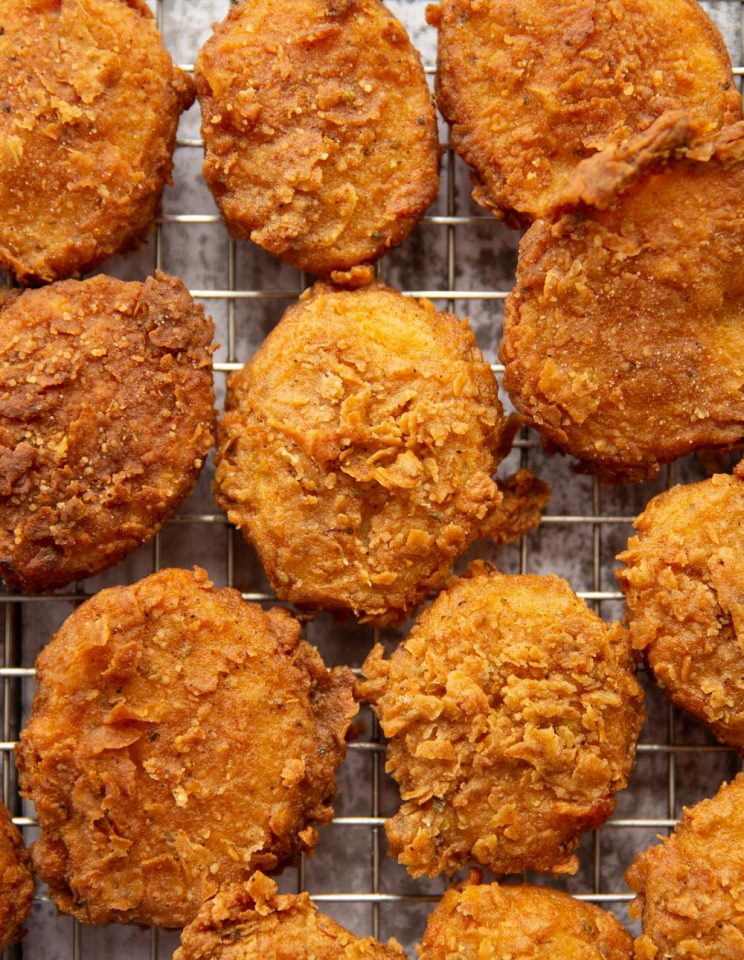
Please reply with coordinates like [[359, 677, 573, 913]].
[[175, 871, 405, 960], [617, 472, 744, 749], [501, 114, 744, 483], [419, 872, 633, 959], [428, 0, 740, 224], [627, 773, 744, 959], [0, 272, 215, 592], [0, 801, 34, 951], [214, 281, 514, 625], [359, 562, 644, 878], [16, 567, 357, 928], [0, 0, 193, 285], [194, 0, 439, 277]]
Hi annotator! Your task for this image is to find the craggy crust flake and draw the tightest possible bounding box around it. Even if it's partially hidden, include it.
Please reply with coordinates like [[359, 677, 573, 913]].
[[0, 801, 34, 952], [617, 472, 744, 750], [0, 0, 194, 284], [501, 115, 744, 483], [428, 0, 740, 224], [626, 774, 744, 960], [485, 469, 552, 546], [214, 281, 511, 625], [194, 0, 439, 276], [175, 871, 406, 960], [0, 273, 215, 592], [16, 568, 357, 928], [419, 874, 633, 959], [360, 563, 645, 878]]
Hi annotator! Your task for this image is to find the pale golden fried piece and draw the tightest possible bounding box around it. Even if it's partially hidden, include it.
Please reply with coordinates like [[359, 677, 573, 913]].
[[0, 0, 193, 285], [214, 281, 515, 626], [0, 273, 215, 592], [501, 114, 744, 483], [617, 471, 744, 750], [427, 0, 740, 224], [419, 872, 633, 959], [16, 567, 356, 928], [194, 0, 439, 278], [360, 562, 644, 878], [0, 801, 33, 952], [627, 773, 744, 959], [175, 871, 405, 960]]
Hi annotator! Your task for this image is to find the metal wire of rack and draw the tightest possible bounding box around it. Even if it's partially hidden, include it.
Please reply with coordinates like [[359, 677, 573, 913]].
[[3, 1, 744, 957]]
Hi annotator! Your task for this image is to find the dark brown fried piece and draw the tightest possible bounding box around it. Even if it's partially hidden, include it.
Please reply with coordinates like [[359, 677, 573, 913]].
[[0, 272, 215, 592], [501, 114, 744, 482], [617, 473, 744, 750], [175, 871, 405, 959], [0, 801, 33, 952], [214, 281, 513, 625], [626, 773, 744, 959], [194, 0, 439, 277], [428, 0, 740, 223], [360, 562, 644, 878], [0, 0, 193, 284], [419, 872, 633, 959], [16, 568, 357, 928]]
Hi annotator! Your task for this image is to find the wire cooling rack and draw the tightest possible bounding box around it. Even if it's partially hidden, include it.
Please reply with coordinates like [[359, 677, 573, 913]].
[[3, 1, 744, 957]]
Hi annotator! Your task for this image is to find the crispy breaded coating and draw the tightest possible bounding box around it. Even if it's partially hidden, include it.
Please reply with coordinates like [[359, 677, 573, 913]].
[[360, 563, 644, 878], [427, 0, 740, 224], [419, 873, 633, 959], [0, 801, 33, 951], [194, 0, 439, 277], [626, 773, 744, 959], [0, 0, 193, 285], [0, 273, 215, 592], [617, 473, 744, 750], [16, 568, 356, 928], [501, 114, 744, 483], [484, 469, 551, 546], [175, 871, 405, 959], [214, 281, 513, 625]]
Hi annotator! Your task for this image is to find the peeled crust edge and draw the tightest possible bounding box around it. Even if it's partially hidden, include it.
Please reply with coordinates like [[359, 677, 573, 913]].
[[556, 111, 744, 213]]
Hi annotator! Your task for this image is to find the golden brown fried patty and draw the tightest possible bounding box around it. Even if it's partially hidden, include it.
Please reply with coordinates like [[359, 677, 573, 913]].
[[419, 874, 633, 959], [0, 273, 214, 592], [16, 568, 356, 928], [428, 0, 740, 223], [175, 871, 405, 960], [501, 114, 744, 483], [194, 0, 439, 278], [360, 563, 644, 878], [0, 0, 193, 284], [0, 801, 33, 952], [214, 281, 511, 625], [617, 471, 744, 749], [627, 773, 744, 959]]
